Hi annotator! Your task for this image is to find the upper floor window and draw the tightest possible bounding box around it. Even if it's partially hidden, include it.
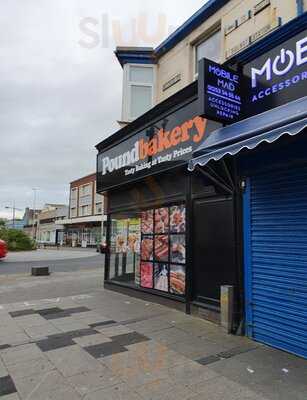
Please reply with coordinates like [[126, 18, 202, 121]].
[[122, 64, 155, 121], [70, 188, 78, 208], [80, 183, 91, 197], [195, 29, 221, 74], [79, 205, 91, 217], [95, 202, 103, 215], [71, 188, 77, 200]]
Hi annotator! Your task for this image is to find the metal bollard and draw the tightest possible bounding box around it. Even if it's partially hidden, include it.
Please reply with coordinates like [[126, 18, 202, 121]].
[[220, 285, 234, 334]]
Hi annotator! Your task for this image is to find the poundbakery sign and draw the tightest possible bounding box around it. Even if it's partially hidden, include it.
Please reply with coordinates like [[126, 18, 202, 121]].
[[101, 116, 205, 176], [97, 100, 221, 191]]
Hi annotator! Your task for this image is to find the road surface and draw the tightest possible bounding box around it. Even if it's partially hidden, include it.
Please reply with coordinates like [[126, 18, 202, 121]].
[[0, 249, 105, 304], [0, 249, 104, 275]]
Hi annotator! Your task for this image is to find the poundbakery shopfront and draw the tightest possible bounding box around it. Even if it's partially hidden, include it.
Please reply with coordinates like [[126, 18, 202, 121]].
[[96, 13, 306, 358], [189, 17, 307, 358], [96, 82, 240, 324]]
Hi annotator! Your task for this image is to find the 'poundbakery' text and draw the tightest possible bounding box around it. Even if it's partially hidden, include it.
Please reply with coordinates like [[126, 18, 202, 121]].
[[101, 117, 206, 176]]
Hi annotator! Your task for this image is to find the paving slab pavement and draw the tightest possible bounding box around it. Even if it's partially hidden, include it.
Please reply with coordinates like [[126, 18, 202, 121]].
[[0, 290, 306, 400]]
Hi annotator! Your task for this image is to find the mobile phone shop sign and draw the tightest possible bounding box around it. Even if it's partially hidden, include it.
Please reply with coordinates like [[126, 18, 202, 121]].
[[198, 58, 244, 124], [243, 29, 307, 114]]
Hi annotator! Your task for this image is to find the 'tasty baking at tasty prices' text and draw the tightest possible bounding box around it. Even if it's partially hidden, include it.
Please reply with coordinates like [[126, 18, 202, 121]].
[[101, 116, 207, 176]]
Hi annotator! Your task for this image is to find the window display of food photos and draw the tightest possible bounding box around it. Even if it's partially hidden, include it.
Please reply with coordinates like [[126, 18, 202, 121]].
[[115, 220, 128, 253], [154, 235, 169, 262], [141, 237, 153, 261], [141, 210, 154, 234], [135, 255, 141, 286], [155, 208, 169, 233], [140, 262, 153, 288], [115, 234, 127, 253], [154, 264, 169, 292], [170, 265, 186, 295], [127, 218, 140, 254], [137, 203, 186, 296], [170, 205, 186, 233], [170, 235, 186, 264]]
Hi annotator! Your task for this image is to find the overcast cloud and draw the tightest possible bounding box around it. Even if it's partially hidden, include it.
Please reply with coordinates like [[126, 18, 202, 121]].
[[0, 0, 205, 219]]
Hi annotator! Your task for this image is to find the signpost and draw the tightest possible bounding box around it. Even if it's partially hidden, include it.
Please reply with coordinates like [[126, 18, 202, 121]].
[[199, 29, 307, 123], [198, 58, 245, 124]]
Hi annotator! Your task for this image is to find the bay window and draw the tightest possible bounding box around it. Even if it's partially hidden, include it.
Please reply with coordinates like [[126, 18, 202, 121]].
[[122, 64, 155, 121]]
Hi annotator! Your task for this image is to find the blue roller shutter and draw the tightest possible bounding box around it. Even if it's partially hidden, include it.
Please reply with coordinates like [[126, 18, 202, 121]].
[[244, 165, 307, 359]]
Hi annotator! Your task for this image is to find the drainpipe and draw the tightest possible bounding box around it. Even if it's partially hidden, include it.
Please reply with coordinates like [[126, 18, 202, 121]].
[[296, 0, 304, 15]]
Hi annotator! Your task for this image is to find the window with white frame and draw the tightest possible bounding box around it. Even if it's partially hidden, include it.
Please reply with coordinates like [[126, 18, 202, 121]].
[[80, 184, 91, 197], [70, 188, 78, 208], [79, 205, 91, 217], [70, 207, 77, 218], [195, 29, 221, 74], [122, 64, 155, 121], [71, 188, 78, 199], [79, 183, 92, 197]]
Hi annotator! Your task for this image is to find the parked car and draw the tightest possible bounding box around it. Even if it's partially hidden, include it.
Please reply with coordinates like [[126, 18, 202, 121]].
[[0, 239, 8, 259]]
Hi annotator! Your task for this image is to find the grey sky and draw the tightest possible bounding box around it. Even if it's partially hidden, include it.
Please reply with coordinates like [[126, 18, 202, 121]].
[[0, 0, 205, 219]]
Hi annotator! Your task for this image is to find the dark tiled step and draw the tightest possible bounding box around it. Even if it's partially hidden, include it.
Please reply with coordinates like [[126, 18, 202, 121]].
[[0, 376, 17, 397]]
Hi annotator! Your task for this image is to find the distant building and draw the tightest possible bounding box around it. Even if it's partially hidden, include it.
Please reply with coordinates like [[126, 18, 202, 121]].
[[37, 204, 68, 245], [23, 208, 42, 240], [5, 219, 24, 230], [60, 173, 106, 247]]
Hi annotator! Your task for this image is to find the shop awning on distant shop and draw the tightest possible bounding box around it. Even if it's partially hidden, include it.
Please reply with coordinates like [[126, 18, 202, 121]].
[[57, 216, 107, 225], [188, 96, 307, 171]]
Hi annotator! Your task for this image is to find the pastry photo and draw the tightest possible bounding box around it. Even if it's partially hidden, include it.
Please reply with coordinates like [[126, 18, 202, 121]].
[[154, 235, 169, 262], [140, 262, 153, 288], [170, 205, 186, 233], [170, 235, 186, 264], [141, 237, 153, 260], [170, 265, 186, 295], [155, 207, 169, 233], [141, 210, 154, 234]]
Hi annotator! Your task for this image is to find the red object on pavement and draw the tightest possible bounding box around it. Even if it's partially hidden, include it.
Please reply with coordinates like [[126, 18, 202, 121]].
[[0, 239, 8, 259]]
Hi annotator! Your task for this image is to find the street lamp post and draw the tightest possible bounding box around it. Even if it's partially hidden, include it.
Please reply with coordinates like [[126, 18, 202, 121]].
[[31, 188, 39, 240]]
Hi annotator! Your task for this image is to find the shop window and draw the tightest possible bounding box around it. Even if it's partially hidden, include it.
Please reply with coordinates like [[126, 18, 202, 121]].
[[107, 204, 186, 296], [108, 213, 140, 285], [122, 64, 155, 121], [195, 29, 221, 75]]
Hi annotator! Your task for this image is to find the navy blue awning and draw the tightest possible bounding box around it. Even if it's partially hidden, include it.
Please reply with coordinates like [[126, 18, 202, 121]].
[[188, 96, 307, 171]]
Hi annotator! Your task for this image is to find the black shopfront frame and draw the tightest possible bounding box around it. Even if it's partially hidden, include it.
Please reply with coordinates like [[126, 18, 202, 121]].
[[102, 163, 239, 317], [97, 81, 239, 317], [103, 168, 191, 306], [97, 13, 306, 330]]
